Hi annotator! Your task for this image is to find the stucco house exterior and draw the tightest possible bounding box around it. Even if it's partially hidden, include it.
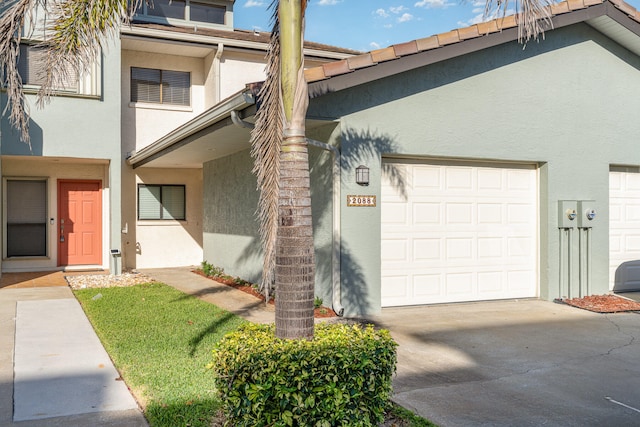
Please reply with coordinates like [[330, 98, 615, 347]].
[[0, 1, 354, 274], [5, 0, 640, 317], [131, 0, 640, 316]]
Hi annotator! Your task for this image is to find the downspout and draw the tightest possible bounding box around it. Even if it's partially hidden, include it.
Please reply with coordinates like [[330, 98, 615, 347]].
[[214, 43, 224, 104], [230, 111, 344, 316]]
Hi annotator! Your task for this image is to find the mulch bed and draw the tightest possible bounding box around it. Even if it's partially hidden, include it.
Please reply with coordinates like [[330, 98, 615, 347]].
[[193, 270, 337, 318], [558, 294, 640, 313]]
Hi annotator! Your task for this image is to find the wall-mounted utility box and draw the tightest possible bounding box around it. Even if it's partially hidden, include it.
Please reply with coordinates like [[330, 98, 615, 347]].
[[558, 200, 578, 228], [577, 200, 596, 228]]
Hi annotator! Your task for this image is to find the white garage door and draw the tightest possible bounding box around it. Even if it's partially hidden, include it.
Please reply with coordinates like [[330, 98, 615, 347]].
[[609, 168, 640, 292], [381, 160, 538, 307]]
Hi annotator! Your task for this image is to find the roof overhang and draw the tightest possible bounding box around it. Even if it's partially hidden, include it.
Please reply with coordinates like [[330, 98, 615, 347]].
[[127, 88, 256, 168], [127, 87, 338, 169]]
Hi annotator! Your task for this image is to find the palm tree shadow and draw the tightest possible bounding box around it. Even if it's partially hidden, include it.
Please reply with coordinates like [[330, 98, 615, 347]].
[[187, 310, 244, 357], [233, 126, 409, 315], [340, 126, 408, 199]]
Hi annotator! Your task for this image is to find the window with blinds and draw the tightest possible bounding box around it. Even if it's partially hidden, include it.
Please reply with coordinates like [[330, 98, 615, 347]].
[[134, 0, 226, 25], [138, 184, 185, 220], [18, 44, 78, 91], [6, 180, 47, 257], [147, 0, 186, 19], [190, 2, 225, 24], [131, 67, 190, 106]]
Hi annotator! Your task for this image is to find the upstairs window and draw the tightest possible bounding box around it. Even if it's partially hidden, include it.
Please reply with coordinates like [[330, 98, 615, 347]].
[[138, 184, 186, 220], [190, 2, 225, 24], [135, 0, 227, 27], [18, 44, 78, 91], [131, 67, 190, 106], [147, 0, 186, 19]]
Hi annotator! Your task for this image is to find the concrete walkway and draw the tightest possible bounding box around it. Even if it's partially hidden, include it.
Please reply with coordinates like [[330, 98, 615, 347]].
[[1, 285, 147, 427]]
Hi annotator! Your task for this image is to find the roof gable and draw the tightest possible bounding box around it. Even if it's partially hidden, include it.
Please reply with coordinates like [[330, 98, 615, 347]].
[[304, 0, 640, 88]]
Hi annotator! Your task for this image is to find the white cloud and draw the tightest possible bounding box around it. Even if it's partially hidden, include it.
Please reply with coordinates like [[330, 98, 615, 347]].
[[318, 0, 341, 5], [384, 24, 393, 28], [389, 6, 408, 14], [397, 13, 414, 22], [244, 0, 264, 7], [415, 0, 454, 8], [370, 41, 381, 50], [374, 8, 390, 18]]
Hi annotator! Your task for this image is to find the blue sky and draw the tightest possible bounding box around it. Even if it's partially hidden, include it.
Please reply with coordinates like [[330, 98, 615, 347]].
[[234, 0, 640, 52]]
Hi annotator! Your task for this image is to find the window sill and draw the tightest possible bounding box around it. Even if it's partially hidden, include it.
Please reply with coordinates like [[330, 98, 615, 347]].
[[13, 87, 101, 100], [129, 102, 192, 112], [137, 220, 187, 226]]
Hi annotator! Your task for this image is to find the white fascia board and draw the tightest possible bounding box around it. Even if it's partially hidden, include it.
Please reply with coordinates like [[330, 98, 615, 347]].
[[121, 26, 269, 51], [127, 89, 255, 166], [120, 26, 354, 60]]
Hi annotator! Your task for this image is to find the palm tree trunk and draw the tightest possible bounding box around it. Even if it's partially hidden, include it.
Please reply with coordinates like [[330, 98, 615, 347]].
[[275, 0, 314, 340]]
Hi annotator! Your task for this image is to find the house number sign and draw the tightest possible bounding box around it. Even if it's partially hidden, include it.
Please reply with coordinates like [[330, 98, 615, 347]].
[[347, 195, 376, 207]]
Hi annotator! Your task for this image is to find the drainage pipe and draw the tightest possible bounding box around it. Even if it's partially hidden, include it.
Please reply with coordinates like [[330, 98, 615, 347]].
[[230, 111, 344, 316], [305, 137, 344, 317]]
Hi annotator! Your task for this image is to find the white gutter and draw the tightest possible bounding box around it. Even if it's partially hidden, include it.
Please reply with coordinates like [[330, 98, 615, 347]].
[[127, 89, 254, 167], [229, 111, 344, 316]]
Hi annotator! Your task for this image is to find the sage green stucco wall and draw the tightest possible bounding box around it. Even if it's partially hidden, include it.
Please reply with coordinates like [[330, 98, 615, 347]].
[[309, 23, 640, 314], [0, 42, 122, 272], [202, 140, 334, 302]]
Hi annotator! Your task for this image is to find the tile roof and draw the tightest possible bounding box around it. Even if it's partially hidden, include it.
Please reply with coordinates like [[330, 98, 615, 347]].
[[304, 0, 640, 83], [130, 22, 361, 56]]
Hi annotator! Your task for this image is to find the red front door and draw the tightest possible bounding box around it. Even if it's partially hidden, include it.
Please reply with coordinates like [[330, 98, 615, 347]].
[[58, 180, 102, 266]]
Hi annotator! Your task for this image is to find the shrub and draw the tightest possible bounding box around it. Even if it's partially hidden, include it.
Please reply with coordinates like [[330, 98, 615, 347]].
[[200, 260, 224, 278], [314, 296, 323, 309], [210, 323, 397, 427]]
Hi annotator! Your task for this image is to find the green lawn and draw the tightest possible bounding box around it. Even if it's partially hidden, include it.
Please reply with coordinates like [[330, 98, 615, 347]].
[[74, 282, 435, 427], [74, 282, 246, 427]]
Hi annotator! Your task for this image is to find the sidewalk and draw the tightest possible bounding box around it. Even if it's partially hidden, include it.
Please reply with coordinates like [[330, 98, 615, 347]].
[[140, 267, 276, 324], [0, 267, 275, 427], [0, 281, 148, 427]]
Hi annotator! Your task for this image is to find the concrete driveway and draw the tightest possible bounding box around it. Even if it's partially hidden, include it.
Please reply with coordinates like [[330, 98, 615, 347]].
[[368, 299, 640, 426]]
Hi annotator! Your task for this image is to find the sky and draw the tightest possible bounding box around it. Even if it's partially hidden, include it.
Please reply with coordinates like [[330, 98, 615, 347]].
[[234, 0, 640, 52]]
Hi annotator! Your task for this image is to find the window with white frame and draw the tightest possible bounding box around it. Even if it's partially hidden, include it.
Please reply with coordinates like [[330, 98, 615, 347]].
[[16, 42, 101, 97], [18, 44, 78, 91], [138, 184, 186, 220], [131, 67, 191, 106], [134, 0, 228, 27], [6, 179, 47, 257]]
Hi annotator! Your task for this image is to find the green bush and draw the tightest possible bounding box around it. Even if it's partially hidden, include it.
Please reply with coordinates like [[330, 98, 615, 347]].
[[201, 260, 225, 277], [210, 323, 397, 427]]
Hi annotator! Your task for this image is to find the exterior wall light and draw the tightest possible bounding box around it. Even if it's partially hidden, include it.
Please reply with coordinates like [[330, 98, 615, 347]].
[[355, 165, 370, 186]]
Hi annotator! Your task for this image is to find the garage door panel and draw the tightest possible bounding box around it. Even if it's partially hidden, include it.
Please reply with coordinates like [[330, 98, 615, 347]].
[[445, 167, 473, 190], [478, 204, 502, 224], [413, 203, 441, 224], [413, 166, 441, 190], [382, 161, 538, 306], [413, 239, 441, 261], [413, 274, 442, 297], [610, 170, 640, 291]]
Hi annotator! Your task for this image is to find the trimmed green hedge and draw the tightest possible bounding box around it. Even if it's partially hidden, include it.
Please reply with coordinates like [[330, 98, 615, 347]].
[[210, 323, 397, 426]]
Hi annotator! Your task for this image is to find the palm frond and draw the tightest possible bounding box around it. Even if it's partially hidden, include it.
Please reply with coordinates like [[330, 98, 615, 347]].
[[0, 0, 39, 144], [250, 0, 282, 301], [36, 0, 129, 105], [485, 0, 553, 42]]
